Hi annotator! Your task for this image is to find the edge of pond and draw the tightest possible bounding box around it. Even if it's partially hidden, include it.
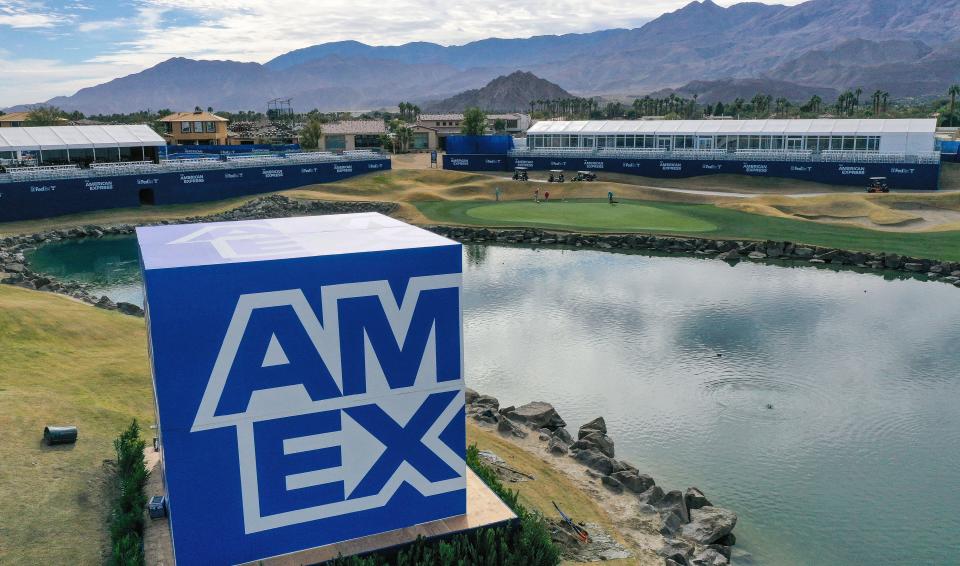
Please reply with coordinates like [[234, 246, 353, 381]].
[[1, 195, 958, 319]]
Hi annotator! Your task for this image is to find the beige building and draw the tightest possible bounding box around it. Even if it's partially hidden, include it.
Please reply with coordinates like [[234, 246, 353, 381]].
[[0, 112, 30, 127], [413, 113, 532, 150], [0, 111, 69, 128], [319, 120, 387, 151], [160, 111, 229, 145]]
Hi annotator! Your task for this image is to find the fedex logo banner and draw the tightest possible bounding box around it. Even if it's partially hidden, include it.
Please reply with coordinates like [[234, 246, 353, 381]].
[[137, 214, 465, 566]]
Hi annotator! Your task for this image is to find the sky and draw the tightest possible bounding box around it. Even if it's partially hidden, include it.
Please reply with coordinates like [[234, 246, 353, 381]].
[[0, 0, 806, 108]]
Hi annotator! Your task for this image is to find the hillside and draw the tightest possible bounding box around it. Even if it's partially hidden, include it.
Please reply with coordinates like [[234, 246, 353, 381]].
[[425, 72, 573, 112], [648, 78, 839, 105], [22, 0, 960, 113]]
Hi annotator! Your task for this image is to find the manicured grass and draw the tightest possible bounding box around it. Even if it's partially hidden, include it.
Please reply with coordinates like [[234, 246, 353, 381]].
[[416, 199, 960, 261], [465, 201, 717, 232], [0, 286, 154, 565]]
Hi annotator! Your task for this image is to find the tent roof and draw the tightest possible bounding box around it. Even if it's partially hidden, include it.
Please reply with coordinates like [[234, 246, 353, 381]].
[[526, 118, 938, 137], [0, 124, 165, 152]]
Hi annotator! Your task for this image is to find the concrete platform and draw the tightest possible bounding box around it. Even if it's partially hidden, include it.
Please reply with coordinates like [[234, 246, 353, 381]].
[[144, 462, 516, 566]]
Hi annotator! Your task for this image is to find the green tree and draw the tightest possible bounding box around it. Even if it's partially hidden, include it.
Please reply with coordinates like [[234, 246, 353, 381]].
[[299, 117, 323, 150], [461, 107, 487, 135], [492, 118, 506, 133], [394, 125, 413, 153], [949, 84, 960, 126], [25, 105, 66, 126]]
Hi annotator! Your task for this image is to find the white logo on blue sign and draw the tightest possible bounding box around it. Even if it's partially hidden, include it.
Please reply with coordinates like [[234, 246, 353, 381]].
[[191, 275, 465, 533]]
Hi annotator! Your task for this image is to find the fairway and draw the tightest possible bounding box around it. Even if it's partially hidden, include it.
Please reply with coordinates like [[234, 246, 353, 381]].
[[465, 201, 717, 232]]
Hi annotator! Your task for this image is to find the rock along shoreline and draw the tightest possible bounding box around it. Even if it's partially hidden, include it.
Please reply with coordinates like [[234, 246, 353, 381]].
[[2, 195, 959, 318], [467, 389, 737, 566]]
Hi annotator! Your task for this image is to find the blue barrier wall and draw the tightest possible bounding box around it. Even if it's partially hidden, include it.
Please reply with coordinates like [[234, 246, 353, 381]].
[[443, 154, 941, 190], [0, 158, 390, 222], [444, 135, 514, 155], [940, 140, 960, 163], [138, 215, 465, 565]]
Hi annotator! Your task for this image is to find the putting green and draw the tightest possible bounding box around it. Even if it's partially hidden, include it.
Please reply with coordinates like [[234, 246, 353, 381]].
[[465, 201, 718, 232]]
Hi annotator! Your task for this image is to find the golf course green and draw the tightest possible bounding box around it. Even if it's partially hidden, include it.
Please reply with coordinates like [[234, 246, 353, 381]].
[[465, 201, 717, 232], [415, 199, 960, 261]]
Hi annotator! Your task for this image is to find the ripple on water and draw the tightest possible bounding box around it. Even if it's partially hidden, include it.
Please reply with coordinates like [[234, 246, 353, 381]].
[[699, 375, 836, 423]]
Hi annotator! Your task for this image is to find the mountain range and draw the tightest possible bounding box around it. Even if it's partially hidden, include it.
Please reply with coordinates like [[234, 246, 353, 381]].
[[20, 0, 960, 114]]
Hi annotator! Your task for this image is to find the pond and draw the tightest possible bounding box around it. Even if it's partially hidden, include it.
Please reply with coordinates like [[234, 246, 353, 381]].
[[27, 237, 960, 565]]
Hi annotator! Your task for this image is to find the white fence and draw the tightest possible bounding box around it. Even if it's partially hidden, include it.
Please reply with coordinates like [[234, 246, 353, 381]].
[[0, 151, 389, 184], [509, 148, 941, 164]]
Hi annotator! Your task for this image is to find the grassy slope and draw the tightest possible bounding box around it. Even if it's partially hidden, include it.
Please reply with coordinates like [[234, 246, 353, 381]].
[[0, 286, 153, 565], [467, 423, 658, 566], [416, 199, 960, 261], [465, 201, 717, 232]]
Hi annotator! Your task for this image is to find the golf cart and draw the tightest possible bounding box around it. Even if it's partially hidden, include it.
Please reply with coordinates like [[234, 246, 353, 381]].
[[548, 169, 565, 183], [573, 170, 597, 182], [512, 166, 528, 181], [866, 177, 890, 193]]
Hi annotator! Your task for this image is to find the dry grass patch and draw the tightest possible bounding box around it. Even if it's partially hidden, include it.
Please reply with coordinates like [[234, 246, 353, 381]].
[[0, 286, 154, 565]]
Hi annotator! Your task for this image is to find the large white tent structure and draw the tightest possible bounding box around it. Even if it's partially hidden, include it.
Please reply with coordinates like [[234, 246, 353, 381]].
[[0, 124, 166, 163], [525, 118, 937, 156]]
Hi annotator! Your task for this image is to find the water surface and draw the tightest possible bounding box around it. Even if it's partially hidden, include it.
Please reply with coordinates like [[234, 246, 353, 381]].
[[28, 238, 960, 565]]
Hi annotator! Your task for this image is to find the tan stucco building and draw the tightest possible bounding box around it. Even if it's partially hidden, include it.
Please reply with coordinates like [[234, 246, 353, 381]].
[[0, 112, 31, 127], [319, 120, 387, 151], [160, 111, 229, 145]]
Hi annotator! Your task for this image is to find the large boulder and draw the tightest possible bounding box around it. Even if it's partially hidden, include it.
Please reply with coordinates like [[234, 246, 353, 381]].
[[507, 401, 566, 431], [497, 417, 527, 438], [570, 432, 615, 458], [601, 474, 624, 493], [547, 437, 568, 455], [472, 395, 500, 410], [659, 509, 685, 536], [116, 302, 144, 316], [610, 470, 655, 494], [681, 507, 738, 545], [573, 448, 617, 475], [658, 490, 690, 523], [658, 538, 694, 560], [691, 548, 729, 565], [637, 485, 665, 506], [685, 487, 712, 510], [551, 427, 573, 445], [578, 417, 607, 439], [464, 388, 480, 404]]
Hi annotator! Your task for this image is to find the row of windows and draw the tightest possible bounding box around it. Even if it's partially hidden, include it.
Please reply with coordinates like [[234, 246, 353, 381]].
[[162, 121, 219, 134], [527, 134, 883, 152]]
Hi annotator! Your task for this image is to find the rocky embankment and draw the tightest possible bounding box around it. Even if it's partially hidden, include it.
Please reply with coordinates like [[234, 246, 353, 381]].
[[0, 196, 398, 315], [467, 389, 737, 566], [429, 225, 960, 287]]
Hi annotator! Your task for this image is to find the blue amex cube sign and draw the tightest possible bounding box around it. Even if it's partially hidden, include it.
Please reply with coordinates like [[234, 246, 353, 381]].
[[137, 213, 465, 566]]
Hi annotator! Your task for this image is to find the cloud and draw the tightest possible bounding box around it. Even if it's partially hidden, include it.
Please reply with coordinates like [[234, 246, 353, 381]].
[[0, 0, 65, 28]]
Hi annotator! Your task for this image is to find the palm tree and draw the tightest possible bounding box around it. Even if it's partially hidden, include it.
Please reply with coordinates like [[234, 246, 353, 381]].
[[872, 90, 882, 115], [948, 84, 960, 125], [854, 87, 862, 110], [881, 92, 889, 114], [807, 95, 822, 114]]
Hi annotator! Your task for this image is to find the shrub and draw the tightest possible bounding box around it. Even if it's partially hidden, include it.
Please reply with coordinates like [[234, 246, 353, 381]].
[[108, 420, 149, 566], [327, 443, 559, 566]]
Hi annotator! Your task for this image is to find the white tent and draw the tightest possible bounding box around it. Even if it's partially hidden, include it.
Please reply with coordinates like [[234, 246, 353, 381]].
[[526, 118, 937, 154], [0, 124, 165, 160]]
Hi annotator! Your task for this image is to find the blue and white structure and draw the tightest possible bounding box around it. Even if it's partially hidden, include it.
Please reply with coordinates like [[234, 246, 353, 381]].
[[0, 125, 390, 222], [444, 119, 941, 189], [138, 214, 465, 566]]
